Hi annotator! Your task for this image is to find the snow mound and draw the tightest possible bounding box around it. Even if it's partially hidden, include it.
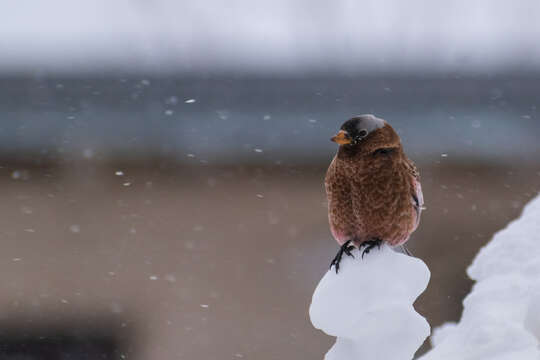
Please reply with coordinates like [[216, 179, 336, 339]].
[[430, 322, 457, 347], [421, 194, 540, 360], [310, 244, 431, 360]]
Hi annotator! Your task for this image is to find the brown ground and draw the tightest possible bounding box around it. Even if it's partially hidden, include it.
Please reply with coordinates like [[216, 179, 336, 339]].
[[0, 160, 538, 359]]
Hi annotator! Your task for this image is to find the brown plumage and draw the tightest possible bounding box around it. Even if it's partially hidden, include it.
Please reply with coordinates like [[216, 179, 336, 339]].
[[325, 115, 423, 272]]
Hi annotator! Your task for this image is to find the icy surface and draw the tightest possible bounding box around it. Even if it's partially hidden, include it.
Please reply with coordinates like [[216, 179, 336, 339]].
[[421, 194, 540, 360], [310, 244, 430, 360]]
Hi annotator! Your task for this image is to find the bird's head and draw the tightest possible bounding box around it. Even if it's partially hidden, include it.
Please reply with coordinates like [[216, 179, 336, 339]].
[[331, 115, 401, 156]]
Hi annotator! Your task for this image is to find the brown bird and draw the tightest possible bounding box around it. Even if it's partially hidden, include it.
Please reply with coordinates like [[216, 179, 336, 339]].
[[325, 115, 423, 272]]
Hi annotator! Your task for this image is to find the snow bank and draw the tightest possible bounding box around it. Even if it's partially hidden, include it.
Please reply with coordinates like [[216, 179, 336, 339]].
[[309, 244, 431, 360], [421, 194, 540, 360]]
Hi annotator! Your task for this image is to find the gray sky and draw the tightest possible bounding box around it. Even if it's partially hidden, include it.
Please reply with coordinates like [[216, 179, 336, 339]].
[[2, 0, 540, 75]]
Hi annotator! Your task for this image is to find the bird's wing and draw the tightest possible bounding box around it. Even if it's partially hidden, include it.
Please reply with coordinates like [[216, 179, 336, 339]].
[[405, 158, 423, 230]]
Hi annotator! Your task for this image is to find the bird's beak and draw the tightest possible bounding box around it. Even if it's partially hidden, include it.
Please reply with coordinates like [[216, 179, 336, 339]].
[[331, 130, 352, 145]]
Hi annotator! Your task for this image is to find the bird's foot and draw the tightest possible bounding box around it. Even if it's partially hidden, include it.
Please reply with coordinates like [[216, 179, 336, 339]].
[[359, 238, 382, 258], [330, 240, 356, 273]]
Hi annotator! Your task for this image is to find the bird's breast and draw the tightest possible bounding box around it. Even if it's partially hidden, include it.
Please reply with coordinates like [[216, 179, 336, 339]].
[[327, 157, 415, 245], [354, 163, 415, 244]]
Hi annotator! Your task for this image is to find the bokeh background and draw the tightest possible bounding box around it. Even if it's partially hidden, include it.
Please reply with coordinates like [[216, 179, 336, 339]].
[[1, 1, 540, 359]]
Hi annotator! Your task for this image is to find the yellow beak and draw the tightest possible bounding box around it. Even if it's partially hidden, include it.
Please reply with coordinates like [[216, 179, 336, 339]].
[[331, 130, 352, 145]]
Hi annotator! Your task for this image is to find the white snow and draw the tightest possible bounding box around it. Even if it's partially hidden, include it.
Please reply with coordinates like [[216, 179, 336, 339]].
[[309, 244, 431, 360], [430, 322, 457, 347], [82, 148, 94, 159], [421, 194, 540, 360]]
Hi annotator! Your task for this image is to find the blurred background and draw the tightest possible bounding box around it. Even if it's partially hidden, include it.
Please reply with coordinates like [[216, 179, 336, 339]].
[[1, 0, 540, 359]]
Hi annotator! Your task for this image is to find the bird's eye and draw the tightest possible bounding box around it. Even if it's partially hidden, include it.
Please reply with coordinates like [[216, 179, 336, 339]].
[[358, 129, 368, 137]]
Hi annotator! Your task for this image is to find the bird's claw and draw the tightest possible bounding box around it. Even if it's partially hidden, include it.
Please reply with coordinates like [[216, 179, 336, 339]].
[[330, 240, 355, 273], [344, 245, 355, 258], [360, 238, 382, 258], [330, 239, 382, 273]]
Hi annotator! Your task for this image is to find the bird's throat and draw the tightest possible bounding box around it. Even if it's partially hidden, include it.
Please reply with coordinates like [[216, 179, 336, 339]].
[[337, 144, 362, 160]]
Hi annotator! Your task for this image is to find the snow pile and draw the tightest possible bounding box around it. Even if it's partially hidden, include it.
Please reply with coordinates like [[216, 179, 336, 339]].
[[310, 244, 430, 360], [421, 194, 540, 360]]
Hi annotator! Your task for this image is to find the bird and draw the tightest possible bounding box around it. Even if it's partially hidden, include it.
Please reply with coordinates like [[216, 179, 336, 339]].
[[325, 114, 423, 273]]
